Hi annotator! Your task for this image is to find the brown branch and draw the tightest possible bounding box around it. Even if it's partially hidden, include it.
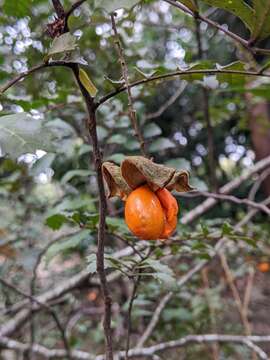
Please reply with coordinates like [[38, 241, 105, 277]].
[[0, 63, 48, 94], [163, 0, 270, 56], [52, 0, 65, 17], [71, 63, 114, 360], [194, 9, 217, 190], [219, 253, 257, 360], [201, 268, 220, 360], [125, 276, 140, 359], [65, 0, 87, 20], [0, 278, 72, 360], [29, 239, 72, 360], [1, 334, 269, 359], [181, 155, 270, 225], [110, 13, 147, 157], [96, 68, 270, 107], [179, 191, 270, 216], [219, 253, 252, 334], [3, 63, 270, 101]]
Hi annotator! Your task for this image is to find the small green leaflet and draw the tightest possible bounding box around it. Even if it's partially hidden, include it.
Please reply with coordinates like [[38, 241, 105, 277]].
[[47, 32, 77, 59], [0, 113, 56, 159], [251, 0, 270, 41], [177, 0, 198, 12], [94, 0, 141, 13], [45, 214, 70, 230], [79, 68, 98, 97]]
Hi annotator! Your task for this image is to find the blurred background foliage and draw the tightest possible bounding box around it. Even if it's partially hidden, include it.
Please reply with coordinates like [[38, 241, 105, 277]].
[[1, 0, 270, 359]]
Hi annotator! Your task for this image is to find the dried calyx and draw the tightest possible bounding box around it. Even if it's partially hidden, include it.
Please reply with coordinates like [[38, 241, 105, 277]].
[[102, 156, 193, 200]]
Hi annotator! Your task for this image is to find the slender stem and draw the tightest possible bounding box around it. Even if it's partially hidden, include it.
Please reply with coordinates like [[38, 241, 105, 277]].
[[0, 277, 72, 360], [194, 11, 217, 190], [52, 0, 65, 17], [2, 63, 270, 100], [96, 68, 270, 107], [125, 276, 140, 359], [65, 0, 87, 20], [71, 65, 113, 360], [110, 13, 147, 157]]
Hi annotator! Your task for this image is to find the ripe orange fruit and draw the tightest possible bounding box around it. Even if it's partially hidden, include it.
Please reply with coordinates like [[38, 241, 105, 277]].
[[124, 185, 179, 240], [257, 262, 270, 273]]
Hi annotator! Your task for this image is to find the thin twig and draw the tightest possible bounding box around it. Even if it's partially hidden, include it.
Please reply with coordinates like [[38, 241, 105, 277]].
[[110, 13, 147, 157], [194, 7, 217, 190], [248, 168, 270, 202], [0, 278, 72, 360], [65, 0, 87, 20], [3, 63, 270, 101], [144, 82, 187, 121], [163, 0, 270, 56], [219, 253, 257, 360], [72, 65, 113, 359], [178, 190, 270, 216], [201, 268, 220, 360], [181, 156, 270, 225], [243, 267, 255, 317], [96, 69, 270, 107], [125, 275, 140, 359]]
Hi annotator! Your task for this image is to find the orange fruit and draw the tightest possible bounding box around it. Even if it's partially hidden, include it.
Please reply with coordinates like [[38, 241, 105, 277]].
[[257, 262, 270, 273], [124, 185, 178, 240], [156, 188, 179, 239]]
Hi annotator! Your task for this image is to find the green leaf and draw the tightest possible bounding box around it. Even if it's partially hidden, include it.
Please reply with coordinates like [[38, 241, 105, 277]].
[[200, 0, 254, 32], [3, 0, 30, 17], [0, 113, 56, 159], [143, 123, 162, 138], [251, 0, 270, 41], [47, 32, 77, 59], [106, 153, 126, 164], [222, 222, 233, 236], [108, 134, 126, 144], [30, 153, 55, 176], [149, 137, 175, 152], [78, 68, 98, 97], [61, 169, 92, 184], [177, 0, 198, 12], [94, 0, 141, 13], [46, 214, 70, 230]]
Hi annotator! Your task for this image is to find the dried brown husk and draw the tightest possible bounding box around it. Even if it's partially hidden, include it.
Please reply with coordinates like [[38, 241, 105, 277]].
[[102, 156, 193, 199], [102, 162, 132, 200]]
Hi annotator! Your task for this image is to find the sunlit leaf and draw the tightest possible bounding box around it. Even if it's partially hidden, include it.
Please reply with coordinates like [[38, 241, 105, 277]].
[[30, 153, 55, 176], [45, 214, 70, 230], [47, 32, 77, 58], [143, 123, 162, 138], [61, 169, 92, 184], [0, 113, 56, 159], [79, 68, 98, 97], [149, 137, 175, 152]]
